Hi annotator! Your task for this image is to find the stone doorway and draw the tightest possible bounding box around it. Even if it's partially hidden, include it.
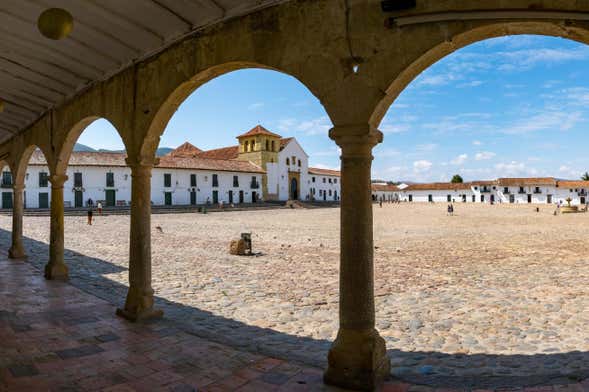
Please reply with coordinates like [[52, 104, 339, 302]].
[[290, 178, 298, 200], [288, 172, 300, 201]]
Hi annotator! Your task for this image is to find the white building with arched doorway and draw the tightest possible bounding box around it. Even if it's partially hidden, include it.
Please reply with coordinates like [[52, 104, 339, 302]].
[[0, 125, 340, 209]]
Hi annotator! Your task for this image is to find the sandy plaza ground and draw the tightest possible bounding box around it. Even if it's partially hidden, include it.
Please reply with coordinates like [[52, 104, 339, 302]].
[[0, 203, 587, 387]]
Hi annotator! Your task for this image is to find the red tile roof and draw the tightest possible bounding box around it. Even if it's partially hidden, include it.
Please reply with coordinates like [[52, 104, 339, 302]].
[[157, 155, 264, 173], [196, 137, 293, 158], [196, 145, 240, 160], [308, 167, 340, 177], [471, 180, 497, 186], [372, 184, 399, 192], [236, 125, 281, 139], [497, 177, 556, 186], [28, 150, 264, 173], [404, 182, 472, 191], [279, 137, 293, 151], [167, 142, 202, 157], [29, 150, 127, 167], [556, 180, 589, 188]]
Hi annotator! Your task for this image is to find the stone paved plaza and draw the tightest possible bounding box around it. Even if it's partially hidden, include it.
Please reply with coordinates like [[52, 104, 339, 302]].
[[1, 204, 588, 388]]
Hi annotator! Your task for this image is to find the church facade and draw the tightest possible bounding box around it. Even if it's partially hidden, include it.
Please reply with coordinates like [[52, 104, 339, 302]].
[[0, 125, 340, 209]]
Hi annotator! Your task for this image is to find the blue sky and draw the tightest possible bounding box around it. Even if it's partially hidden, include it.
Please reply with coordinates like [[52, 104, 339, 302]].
[[79, 35, 589, 182]]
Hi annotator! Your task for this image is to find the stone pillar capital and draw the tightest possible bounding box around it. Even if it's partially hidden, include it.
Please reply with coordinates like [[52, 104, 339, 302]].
[[125, 156, 159, 169], [329, 124, 383, 157], [49, 174, 68, 188]]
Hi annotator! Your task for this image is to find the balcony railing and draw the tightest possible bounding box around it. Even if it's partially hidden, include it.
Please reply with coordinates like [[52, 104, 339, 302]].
[[533, 190, 542, 194], [503, 190, 510, 194], [518, 190, 526, 194], [0, 182, 12, 188], [250, 181, 260, 189], [480, 189, 491, 193]]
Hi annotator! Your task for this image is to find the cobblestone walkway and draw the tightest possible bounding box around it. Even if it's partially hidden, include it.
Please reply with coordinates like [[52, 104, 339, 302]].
[[0, 205, 588, 389]]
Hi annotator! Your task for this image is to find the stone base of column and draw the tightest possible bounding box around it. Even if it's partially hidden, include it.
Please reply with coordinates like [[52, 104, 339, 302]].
[[116, 307, 163, 322], [324, 328, 390, 390], [8, 246, 27, 260], [116, 288, 163, 322], [44, 262, 69, 281]]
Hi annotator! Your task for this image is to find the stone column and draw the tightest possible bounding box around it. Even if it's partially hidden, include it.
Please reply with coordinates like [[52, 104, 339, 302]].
[[324, 125, 390, 390], [116, 159, 163, 322], [8, 184, 26, 259], [45, 174, 68, 280]]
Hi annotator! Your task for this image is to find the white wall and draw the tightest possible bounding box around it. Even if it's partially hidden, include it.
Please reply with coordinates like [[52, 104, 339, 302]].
[[401, 189, 474, 203], [20, 165, 133, 209], [277, 140, 309, 201], [372, 191, 399, 201], [6, 165, 262, 208], [401, 185, 589, 205], [151, 168, 262, 205], [309, 174, 340, 201]]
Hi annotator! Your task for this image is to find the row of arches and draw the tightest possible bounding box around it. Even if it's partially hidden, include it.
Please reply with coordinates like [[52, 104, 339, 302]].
[[3, 2, 589, 388]]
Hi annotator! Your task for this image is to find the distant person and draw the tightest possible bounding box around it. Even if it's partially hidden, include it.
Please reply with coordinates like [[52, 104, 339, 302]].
[[87, 198, 93, 207], [87, 207, 93, 225], [97, 201, 103, 215], [206, 197, 210, 205], [447, 204, 454, 216], [379, 199, 383, 208]]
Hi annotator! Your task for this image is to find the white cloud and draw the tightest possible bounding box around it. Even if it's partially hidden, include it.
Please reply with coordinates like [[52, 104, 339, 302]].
[[458, 80, 484, 88], [413, 160, 432, 172], [423, 113, 495, 135], [475, 151, 496, 161], [416, 143, 437, 152], [311, 163, 340, 171], [418, 74, 452, 86], [502, 111, 583, 134], [497, 47, 589, 71], [380, 123, 410, 134], [562, 87, 589, 106], [559, 165, 581, 179], [493, 161, 540, 177], [277, 116, 332, 136], [451, 154, 468, 165], [247, 102, 264, 110], [374, 148, 400, 158], [472, 140, 482, 146]]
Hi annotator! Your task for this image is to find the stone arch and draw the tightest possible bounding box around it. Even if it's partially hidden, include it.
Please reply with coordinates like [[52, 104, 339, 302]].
[[369, 20, 589, 128], [54, 116, 124, 176], [13, 144, 54, 187], [140, 62, 330, 159]]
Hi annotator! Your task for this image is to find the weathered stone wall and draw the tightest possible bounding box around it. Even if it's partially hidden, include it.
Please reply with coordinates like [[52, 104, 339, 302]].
[[3, 0, 589, 174]]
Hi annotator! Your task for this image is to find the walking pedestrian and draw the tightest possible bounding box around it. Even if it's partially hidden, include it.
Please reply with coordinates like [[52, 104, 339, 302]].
[[87, 207, 93, 225], [97, 201, 102, 215]]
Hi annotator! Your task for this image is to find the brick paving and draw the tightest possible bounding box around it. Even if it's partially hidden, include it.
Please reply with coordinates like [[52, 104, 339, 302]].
[[0, 256, 588, 392], [0, 258, 356, 391]]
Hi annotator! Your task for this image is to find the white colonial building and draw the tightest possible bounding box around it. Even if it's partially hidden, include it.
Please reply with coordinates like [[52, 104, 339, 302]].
[[396, 177, 589, 205], [371, 183, 400, 202], [0, 125, 341, 209]]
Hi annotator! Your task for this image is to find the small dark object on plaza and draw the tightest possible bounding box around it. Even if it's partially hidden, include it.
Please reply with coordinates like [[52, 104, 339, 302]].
[[241, 232, 252, 255], [156, 226, 163, 233]]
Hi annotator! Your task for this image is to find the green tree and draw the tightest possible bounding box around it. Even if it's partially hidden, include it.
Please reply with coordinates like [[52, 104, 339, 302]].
[[582, 172, 589, 181], [451, 174, 463, 183]]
